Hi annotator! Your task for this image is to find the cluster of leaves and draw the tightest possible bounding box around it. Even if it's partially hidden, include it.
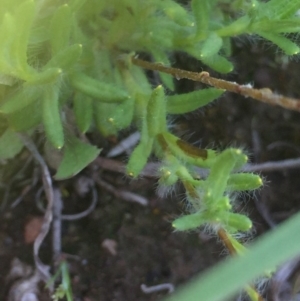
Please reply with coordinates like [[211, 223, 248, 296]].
[[47, 261, 73, 301], [1, 0, 300, 156], [1, 0, 300, 300]]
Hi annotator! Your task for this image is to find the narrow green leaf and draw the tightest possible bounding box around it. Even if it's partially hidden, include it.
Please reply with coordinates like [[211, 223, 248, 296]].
[[108, 98, 135, 130], [71, 73, 130, 103], [200, 32, 223, 58], [26, 68, 62, 86], [93, 102, 118, 136], [191, 0, 210, 37], [187, 47, 233, 73], [93, 98, 135, 136], [6, 100, 42, 131], [146, 85, 167, 137], [172, 212, 207, 231], [127, 115, 153, 177], [258, 32, 300, 55], [42, 87, 64, 149], [123, 65, 152, 95], [50, 4, 72, 55], [221, 212, 252, 232], [126, 138, 154, 178], [251, 19, 300, 33], [44, 44, 82, 71], [12, 0, 35, 72], [205, 148, 246, 200], [160, 0, 193, 26], [227, 173, 263, 192], [166, 88, 224, 114], [216, 15, 251, 37], [158, 132, 216, 168], [164, 212, 300, 301], [201, 54, 234, 73], [258, 0, 300, 20], [0, 13, 15, 73], [73, 92, 93, 133], [152, 50, 175, 91], [0, 87, 41, 114]]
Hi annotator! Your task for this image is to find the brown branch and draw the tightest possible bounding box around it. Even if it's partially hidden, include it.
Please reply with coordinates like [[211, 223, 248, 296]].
[[131, 57, 300, 112]]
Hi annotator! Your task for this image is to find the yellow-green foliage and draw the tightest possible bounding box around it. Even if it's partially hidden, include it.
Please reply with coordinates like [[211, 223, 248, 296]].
[[0, 3, 300, 294], [1, 0, 299, 146]]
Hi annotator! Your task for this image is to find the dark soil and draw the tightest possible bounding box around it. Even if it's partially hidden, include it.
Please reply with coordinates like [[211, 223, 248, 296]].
[[1, 38, 300, 301]]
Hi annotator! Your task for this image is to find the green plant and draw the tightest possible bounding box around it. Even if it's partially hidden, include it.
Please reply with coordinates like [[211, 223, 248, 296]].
[[47, 260, 73, 301], [164, 210, 300, 301], [1, 0, 300, 300]]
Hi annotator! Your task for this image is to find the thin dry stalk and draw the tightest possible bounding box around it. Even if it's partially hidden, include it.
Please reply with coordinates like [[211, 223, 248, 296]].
[[132, 57, 300, 112], [18, 134, 53, 286]]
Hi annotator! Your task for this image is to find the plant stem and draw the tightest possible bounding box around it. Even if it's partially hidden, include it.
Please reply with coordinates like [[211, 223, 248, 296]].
[[217, 228, 237, 255], [217, 228, 265, 301], [217, 228, 264, 301], [131, 57, 300, 112]]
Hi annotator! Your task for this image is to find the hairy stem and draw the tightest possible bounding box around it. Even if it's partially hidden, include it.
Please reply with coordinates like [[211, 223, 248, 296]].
[[132, 57, 300, 112], [217, 228, 265, 301]]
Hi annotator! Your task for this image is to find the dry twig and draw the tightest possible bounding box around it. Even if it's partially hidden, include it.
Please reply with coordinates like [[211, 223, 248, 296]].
[[94, 177, 148, 206], [18, 134, 53, 285], [62, 185, 98, 220], [132, 57, 300, 112], [107, 132, 140, 157], [36, 184, 98, 221], [140, 283, 175, 294], [52, 188, 62, 266]]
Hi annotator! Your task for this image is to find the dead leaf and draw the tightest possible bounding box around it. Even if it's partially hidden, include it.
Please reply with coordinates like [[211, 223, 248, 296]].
[[24, 217, 43, 244]]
